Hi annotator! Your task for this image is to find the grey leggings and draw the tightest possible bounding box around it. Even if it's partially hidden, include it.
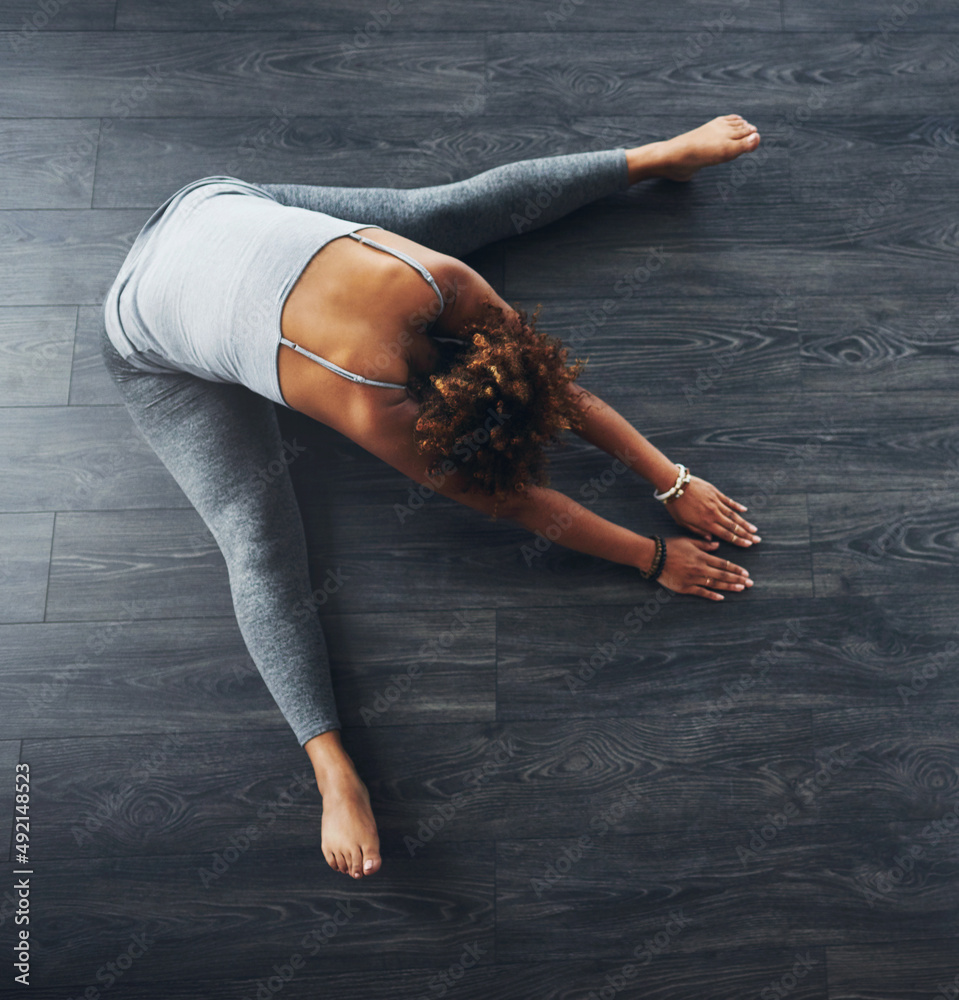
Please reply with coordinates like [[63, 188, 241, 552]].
[[99, 148, 629, 747]]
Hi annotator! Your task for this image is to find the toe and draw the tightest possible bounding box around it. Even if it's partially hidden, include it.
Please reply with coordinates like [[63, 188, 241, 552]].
[[361, 847, 382, 876]]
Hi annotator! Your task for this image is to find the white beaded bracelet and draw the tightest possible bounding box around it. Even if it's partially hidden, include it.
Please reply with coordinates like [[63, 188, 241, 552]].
[[653, 464, 691, 503]]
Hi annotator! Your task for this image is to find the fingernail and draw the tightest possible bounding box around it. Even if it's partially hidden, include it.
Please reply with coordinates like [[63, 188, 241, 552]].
[[754, 536, 762, 542], [746, 579, 753, 586]]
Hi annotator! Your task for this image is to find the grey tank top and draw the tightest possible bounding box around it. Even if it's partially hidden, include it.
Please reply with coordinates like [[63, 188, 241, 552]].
[[102, 176, 444, 407]]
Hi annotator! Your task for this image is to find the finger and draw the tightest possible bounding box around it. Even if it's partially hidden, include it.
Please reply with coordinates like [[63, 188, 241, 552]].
[[707, 557, 751, 579], [689, 586, 724, 601], [720, 520, 756, 547], [726, 509, 759, 535], [693, 538, 721, 552], [719, 491, 749, 513]]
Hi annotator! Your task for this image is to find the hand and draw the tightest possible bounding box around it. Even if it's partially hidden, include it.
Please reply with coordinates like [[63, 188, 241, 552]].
[[665, 476, 760, 547], [655, 536, 753, 601]]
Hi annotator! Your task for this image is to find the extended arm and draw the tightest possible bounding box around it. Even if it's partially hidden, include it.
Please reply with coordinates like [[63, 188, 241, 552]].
[[344, 394, 753, 599]]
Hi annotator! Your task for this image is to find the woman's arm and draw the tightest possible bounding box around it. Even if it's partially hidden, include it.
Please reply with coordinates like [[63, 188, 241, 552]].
[[345, 394, 752, 599], [565, 383, 761, 548]]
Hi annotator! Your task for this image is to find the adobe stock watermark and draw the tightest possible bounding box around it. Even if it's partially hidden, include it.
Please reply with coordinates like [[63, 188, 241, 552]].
[[64, 929, 155, 1000], [405, 736, 519, 855], [197, 770, 314, 887], [394, 408, 512, 523], [682, 287, 795, 403], [689, 619, 808, 729], [859, 799, 959, 908], [736, 746, 862, 866], [897, 641, 958, 706], [530, 778, 644, 897], [358, 610, 475, 725], [759, 952, 819, 1000], [382, 83, 486, 190], [413, 941, 488, 999], [25, 599, 149, 719], [70, 730, 188, 847], [51, 66, 170, 184], [251, 437, 306, 493], [843, 142, 945, 242], [9, 0, 72, 52], [564, 587, 673, 693], [583, 910, 692, 999], [670, 0, 751, 71]]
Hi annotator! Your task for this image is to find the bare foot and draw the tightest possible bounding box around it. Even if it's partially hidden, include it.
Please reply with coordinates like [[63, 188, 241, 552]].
[[305, 729, 382, 878], [318, 771, 382, 879], [627, 114, 761, 184]]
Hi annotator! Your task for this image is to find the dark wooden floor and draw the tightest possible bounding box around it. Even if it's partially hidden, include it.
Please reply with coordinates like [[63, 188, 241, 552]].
[[2, 1, 959, 997]]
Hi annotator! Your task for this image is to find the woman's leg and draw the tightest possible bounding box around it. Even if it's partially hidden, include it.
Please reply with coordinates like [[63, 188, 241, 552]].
[[99, 324, 339, 746], [255, 148, 629, 259], [253, 115, 761, 259], [99, 325, 381, 878]]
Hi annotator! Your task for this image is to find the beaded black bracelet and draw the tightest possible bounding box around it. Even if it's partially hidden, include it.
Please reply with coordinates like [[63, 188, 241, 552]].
[[638, 535, 667, 581]]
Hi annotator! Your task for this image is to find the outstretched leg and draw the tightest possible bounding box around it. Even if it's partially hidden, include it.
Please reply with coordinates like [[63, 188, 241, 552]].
[[253, 114, 760, 258], [99, 324, 380, 879]]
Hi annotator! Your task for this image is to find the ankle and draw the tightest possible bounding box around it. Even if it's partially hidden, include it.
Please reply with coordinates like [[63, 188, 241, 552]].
[[625, 141, 667, 185]]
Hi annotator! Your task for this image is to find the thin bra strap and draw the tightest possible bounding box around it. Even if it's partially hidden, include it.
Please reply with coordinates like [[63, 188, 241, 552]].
[[348, 231, 445, 312], [278, 336, 407, 389]]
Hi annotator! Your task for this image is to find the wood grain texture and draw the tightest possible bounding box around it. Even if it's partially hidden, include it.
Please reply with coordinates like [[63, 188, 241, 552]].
[[0, 119, 102, 209], [0, 512, 54, 623], [497, 594, 959, 719], [21, 844, 494, 985], [496, 823, 959, 960], [825, 942, 959, 1000], [3, 8, 958, 996], [0, 405, 188, 512], [486, 32, 959, 116], [809, 491, 959, 597], [116, 0, 782, 33], [0, 32, 486, 117], [0, 306, 77, 406], [46, 509, 232, 620], [1, 739, 22, 864]]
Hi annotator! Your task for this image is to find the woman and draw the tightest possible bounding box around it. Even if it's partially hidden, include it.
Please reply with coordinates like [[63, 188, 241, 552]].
[[101, 114, 762, 881]]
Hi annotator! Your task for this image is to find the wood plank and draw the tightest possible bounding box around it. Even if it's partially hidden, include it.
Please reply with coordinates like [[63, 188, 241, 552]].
[[0, 609, 494, 738], [46, 509, 232, 620], [488, 32, 959, 116], [0, 406, 188, 512], [0, 740, 22, 864], [25, 714, 811, 861], [0, 119, 101, 209], [783, 1, 959, 32], [501, 199, 959, 300], [0, 512, 54, 623], [810, 708, 959, 824], [809, 490, 959, 597], [787, 114, 959, 205], [116, 0, 781, 33], [0, 306, 76, 406], [18, 843, 493, 984], [826, 941, 959, 1000], [799, 293, 959, 393], [496, 823, 959, 960], [497, 594, 959, 720], [0, 0, 115, 32], [1, 32, 485, 117]]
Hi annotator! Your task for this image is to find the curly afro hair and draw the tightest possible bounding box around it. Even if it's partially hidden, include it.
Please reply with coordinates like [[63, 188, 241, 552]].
[[408, 301, 593, 518]]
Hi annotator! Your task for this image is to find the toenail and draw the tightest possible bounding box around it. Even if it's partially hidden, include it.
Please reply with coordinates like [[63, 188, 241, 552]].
[[364, 860, 374, 871]]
